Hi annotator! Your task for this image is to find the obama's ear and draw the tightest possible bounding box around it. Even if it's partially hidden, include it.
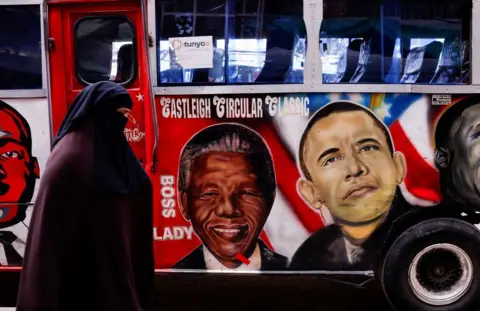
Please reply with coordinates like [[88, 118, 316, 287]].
[[297, 178, 324, 211]]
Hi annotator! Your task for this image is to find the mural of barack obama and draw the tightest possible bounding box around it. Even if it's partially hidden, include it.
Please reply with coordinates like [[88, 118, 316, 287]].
[[290, 101, 413, 271], [174, 123, 287, 271]]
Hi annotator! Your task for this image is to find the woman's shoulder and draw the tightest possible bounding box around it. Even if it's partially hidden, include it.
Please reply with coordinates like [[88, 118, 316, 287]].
[[45, 133, 94, 184]]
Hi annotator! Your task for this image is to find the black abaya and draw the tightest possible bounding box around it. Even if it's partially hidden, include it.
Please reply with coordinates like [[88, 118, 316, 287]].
[[16, 82, 154, 311]]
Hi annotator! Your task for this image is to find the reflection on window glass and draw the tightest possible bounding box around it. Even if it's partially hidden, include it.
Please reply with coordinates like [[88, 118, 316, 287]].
[[321, 0, 471, 84], [155, 0, 306, 85], [75, 17, 136, 84], [0, 5, 42, 90]]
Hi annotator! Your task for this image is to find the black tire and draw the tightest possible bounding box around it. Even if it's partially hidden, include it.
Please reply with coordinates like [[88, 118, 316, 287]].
[[381, 218, 480, 311]]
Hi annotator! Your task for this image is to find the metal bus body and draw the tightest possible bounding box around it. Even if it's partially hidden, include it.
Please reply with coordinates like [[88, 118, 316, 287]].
[[1, 0, 479, 309]]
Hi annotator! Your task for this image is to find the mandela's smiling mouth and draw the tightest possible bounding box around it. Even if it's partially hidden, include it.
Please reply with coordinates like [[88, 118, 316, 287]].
[[211, 224, 249, 243]]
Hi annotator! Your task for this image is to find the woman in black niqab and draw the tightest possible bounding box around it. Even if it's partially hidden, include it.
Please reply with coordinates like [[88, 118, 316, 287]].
[[16, 81, 154, 311]]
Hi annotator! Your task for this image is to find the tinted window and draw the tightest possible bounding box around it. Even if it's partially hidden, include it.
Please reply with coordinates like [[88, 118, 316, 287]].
[[320, 0, 471, 84], [75, 17, 136, 85], [0, 5, 42, 90], [155, 0, 306, 85]]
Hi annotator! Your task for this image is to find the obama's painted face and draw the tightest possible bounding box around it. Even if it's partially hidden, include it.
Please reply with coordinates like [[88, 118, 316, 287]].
[[298, 109, 406, 244], [0, 102, 39, 227]]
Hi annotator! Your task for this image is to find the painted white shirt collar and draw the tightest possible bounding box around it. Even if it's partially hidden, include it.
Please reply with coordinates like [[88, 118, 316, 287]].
[[203, 243, 262, 271], [344, 237, 364, 264]]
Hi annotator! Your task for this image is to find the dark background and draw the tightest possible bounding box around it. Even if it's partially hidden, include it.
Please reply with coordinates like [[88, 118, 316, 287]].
[[1, 272, 394, 310]]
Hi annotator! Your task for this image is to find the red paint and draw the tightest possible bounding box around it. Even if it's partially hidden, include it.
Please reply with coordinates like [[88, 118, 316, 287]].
[[236, 253, 251, 265], [390, 122, 442, 202]]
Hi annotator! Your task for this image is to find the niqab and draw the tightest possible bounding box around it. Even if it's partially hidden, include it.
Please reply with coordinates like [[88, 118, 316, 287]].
[[53, 81, 148, 194]]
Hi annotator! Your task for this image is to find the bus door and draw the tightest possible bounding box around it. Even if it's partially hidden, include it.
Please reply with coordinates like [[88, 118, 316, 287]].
[[47, 0, 155, 169]]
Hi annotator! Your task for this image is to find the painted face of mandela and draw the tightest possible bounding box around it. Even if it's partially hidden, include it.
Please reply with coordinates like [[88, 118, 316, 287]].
[[180, 151, 272, 269]]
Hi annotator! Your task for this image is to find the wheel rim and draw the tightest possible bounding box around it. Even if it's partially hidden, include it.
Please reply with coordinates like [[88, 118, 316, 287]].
[[408, 243, 474, 306]]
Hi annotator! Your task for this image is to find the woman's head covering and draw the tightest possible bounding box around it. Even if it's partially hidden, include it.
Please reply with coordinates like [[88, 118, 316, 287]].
[[53, 81, 148, 194]]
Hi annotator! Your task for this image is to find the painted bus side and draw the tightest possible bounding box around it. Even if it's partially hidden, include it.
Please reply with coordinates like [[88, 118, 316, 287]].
[[2, 0, 480, 310]]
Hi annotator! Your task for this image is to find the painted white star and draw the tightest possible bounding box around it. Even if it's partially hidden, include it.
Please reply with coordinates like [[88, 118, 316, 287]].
[[136, 93, 144, 101], [373, 103, 392, 121]]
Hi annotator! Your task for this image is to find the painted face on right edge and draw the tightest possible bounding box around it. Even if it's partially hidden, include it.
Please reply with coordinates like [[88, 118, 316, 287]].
[[448, 104, 480, 206], [299, 110, 406, 229], [180, 151, 272, 269]]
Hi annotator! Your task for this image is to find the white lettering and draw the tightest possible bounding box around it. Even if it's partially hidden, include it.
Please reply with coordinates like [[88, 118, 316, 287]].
[[265, 96, 310, 117], [160, 97, 171, 118], [160, 175, 176, 218], [266, 95, 278, 116], [153, 226, 194, 241], [166, 98, 212, 119], [213, 97, 263, 118]]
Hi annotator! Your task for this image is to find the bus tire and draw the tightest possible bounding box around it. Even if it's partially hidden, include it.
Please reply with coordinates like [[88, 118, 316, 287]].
[[380, 218, 480, 311]]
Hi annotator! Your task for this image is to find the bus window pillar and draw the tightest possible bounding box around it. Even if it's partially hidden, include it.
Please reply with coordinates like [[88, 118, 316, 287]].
[[471, 0, 480, 84], [304, 0, 323, 86]]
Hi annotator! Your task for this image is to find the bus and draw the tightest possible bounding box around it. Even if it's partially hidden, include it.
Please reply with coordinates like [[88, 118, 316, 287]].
[[0, 0, 479, 309]]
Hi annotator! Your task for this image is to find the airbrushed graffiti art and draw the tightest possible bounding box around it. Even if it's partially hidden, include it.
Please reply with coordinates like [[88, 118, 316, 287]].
[[154, 92, 480, 275], [173, 123, 288, 270]]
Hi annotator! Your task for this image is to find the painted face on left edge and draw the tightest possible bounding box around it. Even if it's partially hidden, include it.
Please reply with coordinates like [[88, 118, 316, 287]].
[[180, 152, 272, 269], [0, 108, 39, 224], [447, 104, 480, 206]]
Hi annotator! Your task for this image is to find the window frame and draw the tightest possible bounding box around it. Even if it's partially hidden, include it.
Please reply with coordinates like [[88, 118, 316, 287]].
[[148, 0, 478, 95], [0, 1, 47, 98], [73, 15, 139, 88], [152, 0, 308, 88]]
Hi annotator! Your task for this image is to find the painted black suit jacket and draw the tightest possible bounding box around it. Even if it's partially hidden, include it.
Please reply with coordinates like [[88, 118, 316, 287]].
[[174, 239, 288, 271], [289, 191, 412, 271]]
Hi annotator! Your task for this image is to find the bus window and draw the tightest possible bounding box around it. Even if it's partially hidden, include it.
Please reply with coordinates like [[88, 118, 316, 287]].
[[0, 5, 42, 90], [155, 0, 306, 85], [321, 0, 471, 84], [74, 17, 136, 85]]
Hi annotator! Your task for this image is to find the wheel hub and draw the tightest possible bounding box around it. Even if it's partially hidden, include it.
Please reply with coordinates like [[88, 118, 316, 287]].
[[408, 243, 473, 306]]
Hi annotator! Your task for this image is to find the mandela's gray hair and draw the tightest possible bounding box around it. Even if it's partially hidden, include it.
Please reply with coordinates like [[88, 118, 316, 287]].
[[178, 123, 276, 202]]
